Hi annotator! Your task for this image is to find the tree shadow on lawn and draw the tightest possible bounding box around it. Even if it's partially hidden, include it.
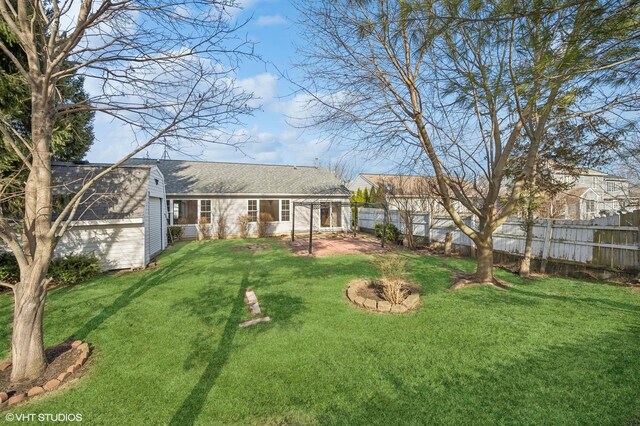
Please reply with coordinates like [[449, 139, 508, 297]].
[[446, 279, 640, 317], [69, 243, 209, 341], [169, 252, 305, 426], [316, 323, 640, 425]]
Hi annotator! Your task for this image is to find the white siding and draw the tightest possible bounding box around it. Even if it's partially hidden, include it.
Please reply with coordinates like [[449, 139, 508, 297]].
[[55, 221, 146, 269], [168, 196, 352, 238], [147, 197, 163, 259], [348, 175, 373, 192], [143, 167, 168, 263]]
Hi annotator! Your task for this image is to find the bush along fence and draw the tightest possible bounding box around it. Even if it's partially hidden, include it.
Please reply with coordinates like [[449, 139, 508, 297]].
[[358, 208, 640, 277]]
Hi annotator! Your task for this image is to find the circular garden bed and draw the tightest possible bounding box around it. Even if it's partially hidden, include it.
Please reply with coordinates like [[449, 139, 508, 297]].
[[345, 279, 420, 313], [0, 340, 90, 409]]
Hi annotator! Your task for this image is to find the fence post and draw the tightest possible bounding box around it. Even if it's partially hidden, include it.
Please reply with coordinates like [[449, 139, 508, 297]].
[[541, 219, 553, 273]]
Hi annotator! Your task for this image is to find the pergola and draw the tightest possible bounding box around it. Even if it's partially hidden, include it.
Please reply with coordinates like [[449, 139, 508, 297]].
[[291, 201, 389, 254]]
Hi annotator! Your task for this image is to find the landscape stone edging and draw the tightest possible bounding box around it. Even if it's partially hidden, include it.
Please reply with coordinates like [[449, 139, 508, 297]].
[[345, 279, 420, 313], [0, 340, 90, 410]]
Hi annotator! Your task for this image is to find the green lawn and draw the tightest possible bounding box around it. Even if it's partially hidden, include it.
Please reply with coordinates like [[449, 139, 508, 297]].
[[2, 239, 639, 425]]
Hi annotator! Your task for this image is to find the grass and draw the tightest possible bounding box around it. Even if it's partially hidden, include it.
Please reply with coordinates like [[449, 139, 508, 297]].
[[1, 239, 639, 425]]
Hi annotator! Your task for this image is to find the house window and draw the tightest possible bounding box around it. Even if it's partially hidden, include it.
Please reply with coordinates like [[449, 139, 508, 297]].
[[173, 200, 198, 224], [585, 200, 596, 217], [248, 200, 258, 222], [259, 200, 279, 222], [200, 200, 211, 224], [281, 200, 290, 221], [332, 203, 342, 227], [606, 182, 618, 192], [320, 202, 342, 228]]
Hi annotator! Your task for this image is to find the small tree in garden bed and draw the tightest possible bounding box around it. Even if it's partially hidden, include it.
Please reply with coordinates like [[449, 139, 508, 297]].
[[257, 213, 273, 238], [372, 254, 409, 305], [168, 226, 184, 244], [197, 217, 211, 241], [216, 215, 228, 240], [236, 214, 251, 238]]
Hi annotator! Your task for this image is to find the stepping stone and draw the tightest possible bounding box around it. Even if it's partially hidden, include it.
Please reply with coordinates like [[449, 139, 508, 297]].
[[239, 317, 272, 328], [245, 289, 262, 315]]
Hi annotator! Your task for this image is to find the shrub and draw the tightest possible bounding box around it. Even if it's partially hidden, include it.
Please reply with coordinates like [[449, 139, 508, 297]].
[[48, 253, 101, 286], [216, 215, 227, 240], [257, 212, 272, 238], [372, 254, 409, 304], [236, 214, 251, 238], [197, 217, 210, 240], [0, 252, 100, 286], [0, 252, 20, 284], [372, 254, 408, 280], [380, 278, 407, 305], [374, 223, 401, 243], [168, 225, 184, 243]]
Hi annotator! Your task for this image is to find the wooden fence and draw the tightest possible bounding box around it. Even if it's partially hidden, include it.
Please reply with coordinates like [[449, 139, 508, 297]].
[[358, 208, 640, 272]]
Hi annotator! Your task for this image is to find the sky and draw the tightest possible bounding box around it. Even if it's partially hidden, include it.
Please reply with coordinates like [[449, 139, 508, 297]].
[[84, 0, 396, 176]]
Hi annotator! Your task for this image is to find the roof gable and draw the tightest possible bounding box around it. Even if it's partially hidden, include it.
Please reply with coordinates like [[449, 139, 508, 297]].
[[52, 163, 152, 220]]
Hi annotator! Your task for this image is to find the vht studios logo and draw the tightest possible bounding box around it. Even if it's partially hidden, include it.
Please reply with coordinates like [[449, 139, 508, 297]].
[[5, 413, 83, 422]]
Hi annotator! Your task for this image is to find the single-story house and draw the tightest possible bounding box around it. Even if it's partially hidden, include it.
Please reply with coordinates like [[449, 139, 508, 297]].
[[52, 162, 168, 269], [128, 159, 352, 239]]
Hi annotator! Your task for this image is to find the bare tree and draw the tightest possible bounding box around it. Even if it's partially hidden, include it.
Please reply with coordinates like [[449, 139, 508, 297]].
[[379, 175, 436, 248], [296, 0, 640, 286], [0, 0, 257, 381], [319, 157, 354, 183]]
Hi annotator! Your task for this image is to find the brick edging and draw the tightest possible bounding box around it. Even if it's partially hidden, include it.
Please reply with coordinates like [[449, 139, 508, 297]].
[[345, 279, 420, 313], [0, 340, 90, 409]]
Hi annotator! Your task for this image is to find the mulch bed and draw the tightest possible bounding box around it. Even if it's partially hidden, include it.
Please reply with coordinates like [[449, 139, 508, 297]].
[[0, 340, 90, 407]]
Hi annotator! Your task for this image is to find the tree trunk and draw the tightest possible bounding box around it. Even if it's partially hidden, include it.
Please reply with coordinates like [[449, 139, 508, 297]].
[[519, 209, 535, 277], [474, 239, 494, 283], [444, 232, 452, 255], [402, 212, 414, 248], [9, 86, 56, 383], [10, 273, 48, 382]]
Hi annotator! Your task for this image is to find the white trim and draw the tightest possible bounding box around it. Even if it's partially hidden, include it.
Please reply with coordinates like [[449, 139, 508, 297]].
[[166, 193, 349, 198], [68, 218, 144, 227]]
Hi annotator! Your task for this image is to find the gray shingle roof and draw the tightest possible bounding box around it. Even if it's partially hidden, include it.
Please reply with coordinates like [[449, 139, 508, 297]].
[[52, 163, 151, 220], [127, 159, 350, 196]]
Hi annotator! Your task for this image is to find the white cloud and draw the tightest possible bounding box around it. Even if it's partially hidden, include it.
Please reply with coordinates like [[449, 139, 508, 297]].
[[237, 73, 278, 107], [255, 14, 287, 26]]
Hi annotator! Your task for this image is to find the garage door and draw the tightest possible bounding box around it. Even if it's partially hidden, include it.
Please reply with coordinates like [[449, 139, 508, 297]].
[[148, 197, 163, 257]]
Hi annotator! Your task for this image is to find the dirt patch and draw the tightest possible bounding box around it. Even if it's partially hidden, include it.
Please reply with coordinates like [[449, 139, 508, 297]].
[[230, 243, 271, 253], [288, 235, 391, 257], [0, 340, 89, 404]]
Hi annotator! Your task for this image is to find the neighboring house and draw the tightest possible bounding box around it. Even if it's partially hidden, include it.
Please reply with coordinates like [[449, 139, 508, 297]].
[[51, 162, 168, 269], [348, 173, 465, 215], [128, 159, 352, 238], [551, 168, 639, 219]]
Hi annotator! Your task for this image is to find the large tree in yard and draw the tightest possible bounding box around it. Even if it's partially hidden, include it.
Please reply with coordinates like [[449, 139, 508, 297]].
[[508, 116, 622, 277], [297, 0, 640, 285], [0, 0, 256, 382]]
